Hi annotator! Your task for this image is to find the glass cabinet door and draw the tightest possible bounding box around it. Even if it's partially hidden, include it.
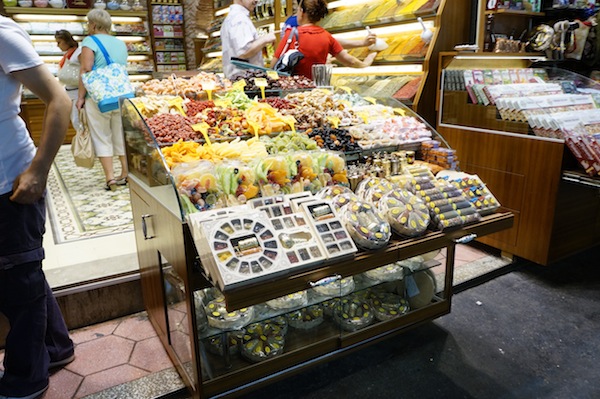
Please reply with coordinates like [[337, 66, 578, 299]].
[[189, 246, 448, 392]]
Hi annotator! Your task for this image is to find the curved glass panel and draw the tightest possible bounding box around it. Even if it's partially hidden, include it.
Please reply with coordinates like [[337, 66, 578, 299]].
[[121, 98, 185, 221]]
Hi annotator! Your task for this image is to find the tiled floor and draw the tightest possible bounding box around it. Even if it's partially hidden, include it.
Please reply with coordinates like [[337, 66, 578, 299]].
[[0, 312, 182, 399], [0, 243, 510, 399]]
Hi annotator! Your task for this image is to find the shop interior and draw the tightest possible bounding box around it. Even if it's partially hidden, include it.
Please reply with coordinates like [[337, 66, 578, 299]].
[[0, 0, 599, 398]]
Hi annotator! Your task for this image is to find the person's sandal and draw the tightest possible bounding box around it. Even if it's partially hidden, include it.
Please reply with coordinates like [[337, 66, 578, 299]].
[[105, 179, 117, 191], [115, 175, 128, 186]]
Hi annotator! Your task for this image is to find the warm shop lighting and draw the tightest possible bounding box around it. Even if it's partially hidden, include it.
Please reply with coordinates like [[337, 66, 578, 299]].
[[454, 55, 547, 61], [111, 17, 144, 23], [333, 64, 423, 75], [333, 20, 434, 40], [207, 51, 223, 58], [128, 55, 150, 61], [13, 14, 141, 23], [40, 56, 63, 62], [215, 6, 230, 16], [328, 0, 370, 9], [13, 14, 83, 22], [130, 74, 153, 81], [118, 36, 146, 43]]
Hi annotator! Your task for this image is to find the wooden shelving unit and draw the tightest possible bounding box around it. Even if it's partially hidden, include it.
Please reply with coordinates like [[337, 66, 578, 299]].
[[323, 0, 471, 126], [149, 1, 188, 72], [437, 52, 600, 265], [475, 2, 546, 53]]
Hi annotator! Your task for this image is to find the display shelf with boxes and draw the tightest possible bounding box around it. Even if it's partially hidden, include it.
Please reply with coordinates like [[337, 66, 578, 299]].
[[149, 1, 188, 71], [437, 51, 600, 266], [321, 0, 471, 125], [3, 7, 155, 144], [120, 76, 513, 398]]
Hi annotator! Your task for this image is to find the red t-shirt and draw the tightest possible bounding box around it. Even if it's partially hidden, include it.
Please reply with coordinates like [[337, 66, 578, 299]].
[[274, 25, 343, 80]]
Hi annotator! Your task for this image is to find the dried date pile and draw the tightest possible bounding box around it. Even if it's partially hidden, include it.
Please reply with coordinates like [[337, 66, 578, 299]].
[[232, 70, 281, 91], [305, 127, 360, 153]]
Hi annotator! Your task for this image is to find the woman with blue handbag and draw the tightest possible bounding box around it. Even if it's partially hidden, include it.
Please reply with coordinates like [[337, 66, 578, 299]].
[[77, 9, 130, 191]]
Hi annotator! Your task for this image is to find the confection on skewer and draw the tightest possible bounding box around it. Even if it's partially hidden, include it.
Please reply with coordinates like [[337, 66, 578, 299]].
[[370, 292, 410, 322], [333, 296, 374, 331], [287, 305, 325, 330], [205, 297, 254, 330], [266, 291, 308, 310], [241, 321, 285, 362]]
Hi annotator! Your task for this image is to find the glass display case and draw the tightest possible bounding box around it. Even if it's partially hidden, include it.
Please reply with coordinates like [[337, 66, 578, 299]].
[[437, 53, 600, 266], [121, 92, 513, 398]]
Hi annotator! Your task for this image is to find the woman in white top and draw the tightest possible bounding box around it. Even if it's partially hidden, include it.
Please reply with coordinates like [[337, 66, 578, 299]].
[[55, 29, 81, 132]]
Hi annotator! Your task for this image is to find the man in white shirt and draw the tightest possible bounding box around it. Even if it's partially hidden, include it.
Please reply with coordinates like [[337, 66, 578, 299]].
[[220, 0, 276, 79]]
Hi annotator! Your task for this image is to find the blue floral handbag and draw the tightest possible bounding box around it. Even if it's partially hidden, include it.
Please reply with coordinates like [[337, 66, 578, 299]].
[[81, 36, 134, 113]]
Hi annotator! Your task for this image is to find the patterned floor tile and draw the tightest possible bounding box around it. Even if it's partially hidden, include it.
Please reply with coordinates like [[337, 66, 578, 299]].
[[74, 364, 148, 398], [47, 146, 133, 244], [66, 335, 135, 376]]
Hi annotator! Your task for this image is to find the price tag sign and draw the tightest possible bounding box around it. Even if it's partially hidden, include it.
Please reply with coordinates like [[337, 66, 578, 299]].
[[364, 96, 377, 105], [326, 116, 340, 129], [233, 79, 247, 90], [357, 111, 370, 124], [248, 120, 260, 139], [267, 71, 280, 80], [254, 78, 268, 100], [202, 81, 216, 101], [192, 122, 213, 147], [214, 99, 231, 108], [168, 97, 186, 116]]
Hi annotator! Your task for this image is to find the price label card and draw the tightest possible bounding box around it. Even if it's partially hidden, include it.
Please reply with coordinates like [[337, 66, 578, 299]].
[[357, 111, 370, 124], [254, 78, 268, 99], [254, 78, 268, 87], [168, 97, 186, 115], [192, 122, 213, 147], [214, 99, 231, 108], [248, 120, 260, 138], [267, 71, 279, 80], [202, 81, 216, 92], [326, 116, 340, 129], [233, 79, 247, 90]]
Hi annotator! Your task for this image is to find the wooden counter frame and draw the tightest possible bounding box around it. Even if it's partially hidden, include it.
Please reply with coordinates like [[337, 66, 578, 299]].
[[437, 53, 600, 265], [129, 171, 514, 398]]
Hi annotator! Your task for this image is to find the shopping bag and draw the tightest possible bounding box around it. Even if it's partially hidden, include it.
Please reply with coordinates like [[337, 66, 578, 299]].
[[274, 27, 304, 74], [81, 36, 134, 113], [71, 110, 95, 168], [57, 61, 80, 88]]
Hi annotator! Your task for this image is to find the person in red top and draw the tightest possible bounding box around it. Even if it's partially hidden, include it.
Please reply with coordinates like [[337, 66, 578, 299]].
[[271, 0, 377, 80]]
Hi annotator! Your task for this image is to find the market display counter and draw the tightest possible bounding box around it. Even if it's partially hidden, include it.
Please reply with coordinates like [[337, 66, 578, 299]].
[[122, 98, 513, 398], [129, 172, 513, 398], [437, 53, 600, 266]]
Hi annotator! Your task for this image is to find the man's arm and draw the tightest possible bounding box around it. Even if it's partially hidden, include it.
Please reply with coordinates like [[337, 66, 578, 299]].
[[237, 32, 277, 60], [10, 65, 71, 203]]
